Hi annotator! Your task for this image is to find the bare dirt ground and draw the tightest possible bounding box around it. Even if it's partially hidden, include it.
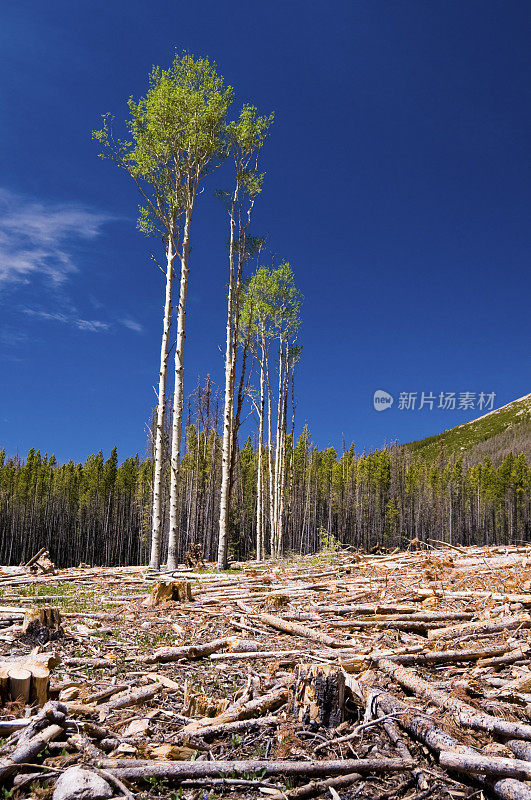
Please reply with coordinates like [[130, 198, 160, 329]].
[[2, 543, 531, 800]]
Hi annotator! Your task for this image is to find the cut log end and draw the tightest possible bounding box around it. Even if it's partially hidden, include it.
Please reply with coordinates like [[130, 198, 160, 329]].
[[8, 668, 32, 703]]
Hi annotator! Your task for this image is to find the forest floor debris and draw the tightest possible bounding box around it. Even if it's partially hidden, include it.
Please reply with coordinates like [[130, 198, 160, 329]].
[[3, 544, 531, 798]]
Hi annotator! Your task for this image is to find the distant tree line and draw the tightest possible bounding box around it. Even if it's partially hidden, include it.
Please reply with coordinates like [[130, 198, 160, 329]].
[[1, 394, 529, 568]]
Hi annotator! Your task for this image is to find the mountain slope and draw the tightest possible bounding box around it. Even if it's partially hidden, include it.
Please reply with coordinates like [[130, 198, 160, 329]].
[[405, 393, 531, 464]]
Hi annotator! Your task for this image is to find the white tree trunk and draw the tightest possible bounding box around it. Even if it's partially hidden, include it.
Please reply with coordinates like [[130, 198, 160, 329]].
[[256, 342, 265, 561], [149, 236, 175, 570], [217, 186, 242, 571], [272, 341, 285, 558], [266, 354, 275, 557], [167, 206, 192, 571], [277, 355, 289, 556], [217, 286, 236, 569]]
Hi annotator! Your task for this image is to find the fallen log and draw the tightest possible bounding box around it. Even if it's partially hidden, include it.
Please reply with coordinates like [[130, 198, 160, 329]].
[[440, 751, 531, 780], [331, 620, 439, 632], [377, 658, 531, 741], [98, 683, 161, 719], [23, 547, 47, 568], [389, 645, 510, 666], [175, 715, 279, 744], [102, 757, 414, 782], [378, 708, 428, 790], [428, 615, 531, 642], [477, 646, 531, 668], [0, 723, 63, 782], [0, 720, 31, 736], [255, 613, 346, 648], [372, 687, 531, 800], [210, 649, 305, 661], [364, 611, 474, 622], [64, 657, 116, 668], [144, 637, 235, 663], [313, 604, 420, 615], [340, 645, 508, 672]]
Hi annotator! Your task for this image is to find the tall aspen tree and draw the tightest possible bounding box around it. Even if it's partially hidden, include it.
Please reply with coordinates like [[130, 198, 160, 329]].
[[94, 55, 233, 570], [216, 107, 273, 570]]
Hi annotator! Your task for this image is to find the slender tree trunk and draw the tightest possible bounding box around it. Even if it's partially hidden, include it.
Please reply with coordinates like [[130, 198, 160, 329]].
[[276, 346, 290, 558], [167, 204, 193, 571], [278, 355, 289, 556], [256, 345, 265, 561], [272, 340, 285, 558], [217, 188, 238, 570], [217, 185, 255, 570], [149, 235, 175, 569], [266, 354, 274, 554]]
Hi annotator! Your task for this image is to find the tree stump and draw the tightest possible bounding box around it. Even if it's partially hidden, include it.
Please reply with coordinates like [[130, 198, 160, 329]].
[[1, 660, 51, 706], [293, 664, 346, 727], [181, 681, 229, 718], [21, 607, 63, 643], [0, 652, 56, 706], [31, 664, 50, 706], [264, 593, 290, 609], [144, 579, 193, 607], [8, 668, 31, 703]]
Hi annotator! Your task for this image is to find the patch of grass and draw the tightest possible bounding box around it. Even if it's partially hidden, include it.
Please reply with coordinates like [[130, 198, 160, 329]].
[[38, 583, 72, 596], [144, 776, 169, 795], [137, 630, 173, 650]]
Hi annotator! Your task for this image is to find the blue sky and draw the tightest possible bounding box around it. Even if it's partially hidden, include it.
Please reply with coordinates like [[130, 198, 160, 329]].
[[1, 0, 530, 464]]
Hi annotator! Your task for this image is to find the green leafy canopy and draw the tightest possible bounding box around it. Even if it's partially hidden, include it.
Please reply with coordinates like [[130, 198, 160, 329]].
[[92, 53, 234, 236]]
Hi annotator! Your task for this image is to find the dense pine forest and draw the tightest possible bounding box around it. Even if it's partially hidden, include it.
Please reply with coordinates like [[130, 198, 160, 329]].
[[1, 383, 529, 568]]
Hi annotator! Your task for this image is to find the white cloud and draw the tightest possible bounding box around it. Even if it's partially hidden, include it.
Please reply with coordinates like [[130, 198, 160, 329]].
[[76, 319, 110, 333], [0, 188, 112, 284], [0, 329, 28, 347], [23, 307, 110, 333], [120, 318, 143, 333]]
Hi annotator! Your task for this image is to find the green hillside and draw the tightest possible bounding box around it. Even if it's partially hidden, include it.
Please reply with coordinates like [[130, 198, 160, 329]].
[[405, 393, 531, 464]]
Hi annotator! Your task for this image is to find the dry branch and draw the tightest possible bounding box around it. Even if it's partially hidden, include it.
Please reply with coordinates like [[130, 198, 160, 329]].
[[284, 771, 363, 798]]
